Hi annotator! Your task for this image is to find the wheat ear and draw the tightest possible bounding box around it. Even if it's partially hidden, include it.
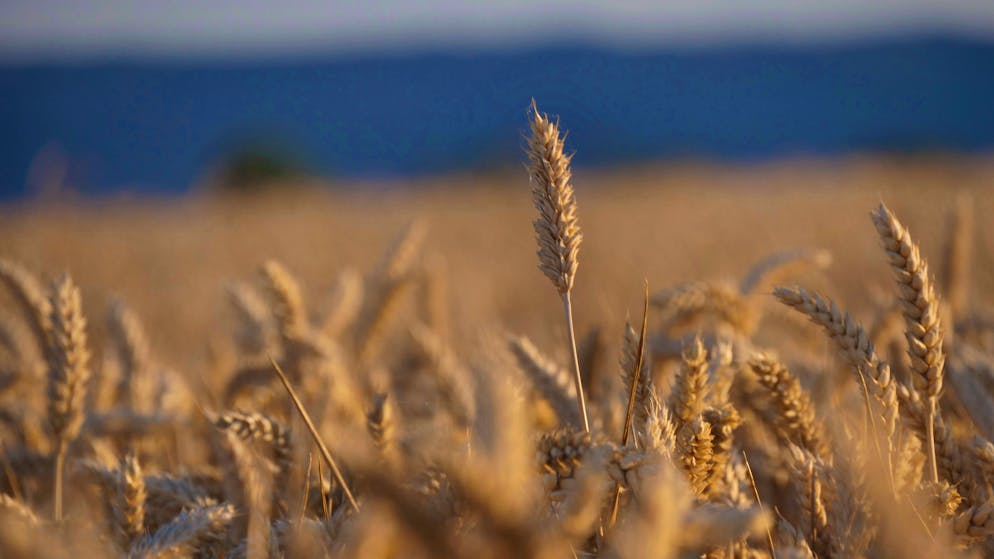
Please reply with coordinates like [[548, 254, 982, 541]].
[[507, 334, 581, 428], [773, 287, 898, 441], [260, 259, 308, 341], [128, 503, 236, 559], [47, 273, 91, 522], [366, 392, 401, 470], [669, 336, 709, 430], [0, 259, 52, 357], [116, 452, 146, 546], [526, 101, 588, 432], [871, 203, 945, 484], [680, 417, 715, 497], [749, 353, 827, 459], [739, 248, 833, 295], [108, 299, 151, 410], [651, 281, 755, 334], [214, 410, 292, 471]]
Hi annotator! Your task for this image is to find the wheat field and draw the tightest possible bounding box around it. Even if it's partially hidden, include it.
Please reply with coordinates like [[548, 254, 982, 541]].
[[1, 107, 994, 558]]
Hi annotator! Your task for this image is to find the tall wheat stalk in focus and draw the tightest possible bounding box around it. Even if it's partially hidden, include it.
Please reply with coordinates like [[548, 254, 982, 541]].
[[872, 204, 946, 484], [525, 101, 589, 431]]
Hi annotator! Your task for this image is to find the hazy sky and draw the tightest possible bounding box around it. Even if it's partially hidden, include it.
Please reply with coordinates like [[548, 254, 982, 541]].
[[3, 0, 994, 60]]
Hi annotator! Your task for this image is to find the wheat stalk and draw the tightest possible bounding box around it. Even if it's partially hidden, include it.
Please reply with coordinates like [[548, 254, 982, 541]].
[[773, 285, 899, 482], [651, 281, 755, 334], [702, 405, 741, 500], [669, 336, 709, 430], [750, 353, 828, 459], [739, 248, 832, 295], [128, 503, 236, 559], [214, 410, 292, 472], [526, 101, 588, 432], [679, 417, 715, 497], [116, 452, 147, 546], [507, 334, 581, 428], [0, 259, 52, 356], [225, 281, 276, 355], [46, 273, 90, 522], [409, 321, 475, 428], [366, 392, 401, 470], [260, 260, 308, 342], [320, 267, 363, 340], [108, 299, 151, 411], [871, 203, 945, 484]]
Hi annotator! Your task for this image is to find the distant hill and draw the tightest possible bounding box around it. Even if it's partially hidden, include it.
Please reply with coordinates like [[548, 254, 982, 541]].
[[2, 36, 993, 198]]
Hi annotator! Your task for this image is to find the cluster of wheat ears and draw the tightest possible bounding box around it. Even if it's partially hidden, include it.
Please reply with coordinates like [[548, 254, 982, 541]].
[[0, 104, 991, 559]]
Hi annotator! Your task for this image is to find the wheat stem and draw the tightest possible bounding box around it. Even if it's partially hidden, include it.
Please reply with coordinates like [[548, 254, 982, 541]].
[[53, 441, 66, 522], [621, 281, 650, 445], [927, 401, 940, 484], [562, 292, 589, 432], [269, 356, 359, 512]]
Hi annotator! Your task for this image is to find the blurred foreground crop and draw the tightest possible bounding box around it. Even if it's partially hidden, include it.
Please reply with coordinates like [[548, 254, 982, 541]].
[[1, 151, 994, 558]]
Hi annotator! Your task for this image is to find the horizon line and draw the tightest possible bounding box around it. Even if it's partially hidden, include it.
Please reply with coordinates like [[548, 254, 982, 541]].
[[1, 29, 992, 66]]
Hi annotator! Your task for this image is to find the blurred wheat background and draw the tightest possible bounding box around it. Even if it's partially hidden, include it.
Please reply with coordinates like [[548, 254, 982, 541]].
[[3, 158, 991, 369]]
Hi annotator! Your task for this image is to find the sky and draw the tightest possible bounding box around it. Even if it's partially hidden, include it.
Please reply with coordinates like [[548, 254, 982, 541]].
[[3, 0, 994, 61]]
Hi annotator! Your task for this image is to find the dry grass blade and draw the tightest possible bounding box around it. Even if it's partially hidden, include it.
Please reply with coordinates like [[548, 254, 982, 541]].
[[268, 356, 359, 512], [621, 281, 650, 446], [610, 282, 650, 527], [743, 451, 777, 559]]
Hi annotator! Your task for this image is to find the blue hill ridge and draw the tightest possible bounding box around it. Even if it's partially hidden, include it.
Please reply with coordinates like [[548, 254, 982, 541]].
[[2, 36, 993, 197]]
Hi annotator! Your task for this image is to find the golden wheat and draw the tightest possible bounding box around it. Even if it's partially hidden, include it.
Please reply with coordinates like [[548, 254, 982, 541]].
[[0, 105, 992, 559]]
